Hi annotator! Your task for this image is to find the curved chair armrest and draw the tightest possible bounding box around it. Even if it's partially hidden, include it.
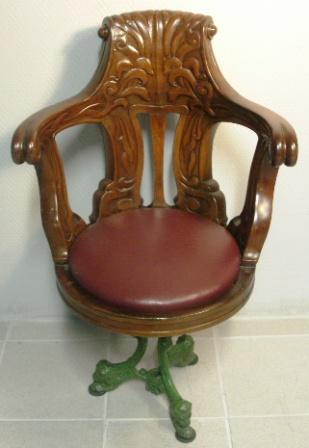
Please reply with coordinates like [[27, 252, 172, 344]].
[[202, 32, 298, 264], [211, 75, 298, 266], [11, 31, 111, 165], [205, 34, 298, 168], [10, 95, 97, 262], [12, 93, 102, 165], [221, 91, 298, 167], [11, 34, 111, 262]]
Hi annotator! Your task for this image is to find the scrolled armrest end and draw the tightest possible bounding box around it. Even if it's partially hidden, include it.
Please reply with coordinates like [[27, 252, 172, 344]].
[[270, 123, 298, 167], [12, 127, 27, 165], [11, 120, 42, 165]]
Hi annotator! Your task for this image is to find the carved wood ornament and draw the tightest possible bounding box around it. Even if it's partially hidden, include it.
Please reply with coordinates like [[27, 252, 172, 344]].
[[12, 11, 297, 336]]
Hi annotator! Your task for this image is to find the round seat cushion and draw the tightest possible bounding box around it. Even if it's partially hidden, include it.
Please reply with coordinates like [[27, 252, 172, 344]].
[[68, 208, 241, 316]]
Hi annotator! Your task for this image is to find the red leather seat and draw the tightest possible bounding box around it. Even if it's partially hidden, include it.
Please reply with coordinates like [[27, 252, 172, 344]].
[[69, 208, 241, 316]]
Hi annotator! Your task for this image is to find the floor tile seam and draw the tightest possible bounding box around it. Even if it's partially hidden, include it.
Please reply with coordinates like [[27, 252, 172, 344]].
[[102, 420, 109, 448], [217, 334, 309, 340], [102, 334, 111, 448], [5, 334, 309, 343], [227, 413, 309, 419], [1, 414, 309, 423], [106, 417, 225, 422], [6, 337, 110, 343], [213, 328, 233, 448], [0, 418, 105, 422], [0, 323, 12, 368]]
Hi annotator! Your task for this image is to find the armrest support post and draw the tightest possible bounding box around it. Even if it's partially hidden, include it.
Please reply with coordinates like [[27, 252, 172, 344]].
[[228, 137, 278, 267], [35, 138, 86, 263]]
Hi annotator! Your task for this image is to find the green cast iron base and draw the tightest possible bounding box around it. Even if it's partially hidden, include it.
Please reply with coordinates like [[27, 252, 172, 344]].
[[89, 335, 199, 443]]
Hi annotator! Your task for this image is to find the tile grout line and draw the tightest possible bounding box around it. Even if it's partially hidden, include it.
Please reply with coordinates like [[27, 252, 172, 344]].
[[102, 334, 111, 448], [7, 337, 110, 343], [4, 334, 309, 344], [213, 327, 234, 448], [106, 413, 309, 421], [102, 420, 109, 448], [1, 414, 309, 423], [227, 413, 309, 419], [0, 323, 12, 369], [0, 418, 105, 422], [216, 334, 309, 339], [2, 318, 309, 343]]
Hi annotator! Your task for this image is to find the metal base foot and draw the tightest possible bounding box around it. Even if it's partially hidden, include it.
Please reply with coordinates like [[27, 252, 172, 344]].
[[89, 335, 198, 443]]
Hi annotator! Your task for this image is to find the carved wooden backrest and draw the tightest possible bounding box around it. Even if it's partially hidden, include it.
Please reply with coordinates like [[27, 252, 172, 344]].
[[85, 10, 227, 225], [12, 9, 298, 267]]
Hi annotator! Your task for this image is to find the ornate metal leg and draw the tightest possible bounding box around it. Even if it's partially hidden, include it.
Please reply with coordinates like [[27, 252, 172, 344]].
[[139, 335, 199, 397], [158, 337, 196, 443], [89, 334, 198, 443], [89, 337, 148, 396], [167, 335, 199, 367]]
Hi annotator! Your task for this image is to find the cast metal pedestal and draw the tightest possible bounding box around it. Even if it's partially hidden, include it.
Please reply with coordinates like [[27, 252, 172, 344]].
[[89, 335, 198, 443]]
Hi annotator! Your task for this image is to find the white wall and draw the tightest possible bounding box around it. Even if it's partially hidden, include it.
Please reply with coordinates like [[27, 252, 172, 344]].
[[1, 0, 308, 319]]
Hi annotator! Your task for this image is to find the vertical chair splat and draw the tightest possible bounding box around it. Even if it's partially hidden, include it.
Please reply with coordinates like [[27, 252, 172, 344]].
[[150, 113, 168, 207]]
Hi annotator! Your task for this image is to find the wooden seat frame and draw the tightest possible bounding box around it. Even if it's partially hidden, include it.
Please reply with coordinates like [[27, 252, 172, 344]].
[[12, 10, 297, 339]]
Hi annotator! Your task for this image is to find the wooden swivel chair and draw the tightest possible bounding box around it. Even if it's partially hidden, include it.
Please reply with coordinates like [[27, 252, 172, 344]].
[[12, 11, 297, 443]]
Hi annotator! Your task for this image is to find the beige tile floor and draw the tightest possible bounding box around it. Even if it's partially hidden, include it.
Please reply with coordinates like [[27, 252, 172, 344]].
[[0, 317, 308, 447]]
